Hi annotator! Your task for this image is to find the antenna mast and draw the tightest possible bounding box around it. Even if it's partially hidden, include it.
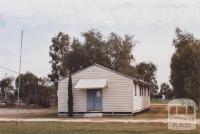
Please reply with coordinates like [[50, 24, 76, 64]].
[[16, 30, 23, 124]]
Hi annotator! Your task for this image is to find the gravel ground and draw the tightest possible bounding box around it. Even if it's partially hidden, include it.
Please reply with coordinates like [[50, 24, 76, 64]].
[[0, 108, 53, 118]]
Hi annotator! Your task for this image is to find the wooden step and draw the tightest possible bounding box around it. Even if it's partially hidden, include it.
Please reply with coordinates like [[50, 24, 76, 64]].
[[83, 113, 103, 117]]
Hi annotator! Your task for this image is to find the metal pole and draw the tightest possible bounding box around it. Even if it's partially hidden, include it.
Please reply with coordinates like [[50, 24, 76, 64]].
[[4, 73, 7, 100], [16, 30, 23, 124]]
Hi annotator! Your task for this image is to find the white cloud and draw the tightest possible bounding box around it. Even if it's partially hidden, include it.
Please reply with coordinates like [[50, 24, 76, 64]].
[[0, 0, 199, 85], [0, 0, 199, 27]]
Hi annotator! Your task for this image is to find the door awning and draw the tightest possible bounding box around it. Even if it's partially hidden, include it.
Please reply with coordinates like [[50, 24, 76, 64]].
[[74, 79, 108, 89]]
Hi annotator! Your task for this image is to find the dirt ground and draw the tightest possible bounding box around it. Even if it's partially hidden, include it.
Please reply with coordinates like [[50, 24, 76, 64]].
[[0, 108, 56, 118], [0, 104, 199, 120]]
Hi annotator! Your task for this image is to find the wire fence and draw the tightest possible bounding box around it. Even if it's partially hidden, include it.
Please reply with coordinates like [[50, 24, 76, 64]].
[[0, 98, 27, 108], [0, 96, 57, 108]]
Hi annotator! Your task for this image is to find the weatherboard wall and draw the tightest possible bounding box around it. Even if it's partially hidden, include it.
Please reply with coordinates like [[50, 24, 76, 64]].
[[58, 64, 150, 114]]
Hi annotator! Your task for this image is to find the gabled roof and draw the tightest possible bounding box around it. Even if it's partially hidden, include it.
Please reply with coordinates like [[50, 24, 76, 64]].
[[59, 63, 149, 86]]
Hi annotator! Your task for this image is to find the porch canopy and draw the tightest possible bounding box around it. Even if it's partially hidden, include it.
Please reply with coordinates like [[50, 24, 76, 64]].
[[74, 79, 108, 89]]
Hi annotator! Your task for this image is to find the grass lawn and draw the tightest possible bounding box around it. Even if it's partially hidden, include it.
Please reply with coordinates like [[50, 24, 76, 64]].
[[133, 104, 167, 119], [0, 122, 199, 134], [17, 104, 200, 119], [134, 104, 200, 119]]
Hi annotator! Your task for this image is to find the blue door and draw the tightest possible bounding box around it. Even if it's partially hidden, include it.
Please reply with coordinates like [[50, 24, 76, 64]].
[[87, 90, 95, 111], [87, 89, 102, 111]]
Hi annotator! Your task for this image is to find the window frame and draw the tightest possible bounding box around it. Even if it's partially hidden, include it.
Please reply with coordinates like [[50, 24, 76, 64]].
[[134, 83, 137, 96]]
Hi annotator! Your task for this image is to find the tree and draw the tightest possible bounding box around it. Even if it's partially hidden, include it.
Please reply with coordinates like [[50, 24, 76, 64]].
[[68, 74, 73, 117], [16, 72, 56, 107], [48, 32, 70, 87], [15, 72, 38, 98], [82, 29, 110, 68], [170, 28, 200, 106], [15, 72, 39, 103], [160, 83, 173, 99], [135, 62, 158, 95], [107, 33, 136, 75], [0, 77, 14, 99], [67, 38, 89, 73], [49, 29, 138, 86], [37, 77, 56, 107]]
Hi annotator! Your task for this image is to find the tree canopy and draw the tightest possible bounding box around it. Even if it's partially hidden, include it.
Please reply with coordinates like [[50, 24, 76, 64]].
[[48, 32, 70, 87], [0, 77, 14, 98], [48, 29, 158, 95], [135, 62, 158, 95], [160, 82, 173, 99], [170, 28, 200, 105], [49, 29, 137, 86], [16, 72, 56, 107], [15, 72, 39, 99]]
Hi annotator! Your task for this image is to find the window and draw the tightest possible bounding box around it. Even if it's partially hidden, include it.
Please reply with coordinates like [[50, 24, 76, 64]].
[[139, 86, 141, 96], [148, 88, 150, 96], [141, 86, 143, 96], [146, 87, 148, 96], [143, 86, 145, 96], [134, 83, 137, 96]]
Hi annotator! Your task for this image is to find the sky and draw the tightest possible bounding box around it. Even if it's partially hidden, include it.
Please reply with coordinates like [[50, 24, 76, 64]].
[[0, 0, 199, 86]]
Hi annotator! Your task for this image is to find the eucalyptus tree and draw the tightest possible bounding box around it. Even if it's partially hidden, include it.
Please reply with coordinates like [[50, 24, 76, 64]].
[[170, 28, 200, 106]]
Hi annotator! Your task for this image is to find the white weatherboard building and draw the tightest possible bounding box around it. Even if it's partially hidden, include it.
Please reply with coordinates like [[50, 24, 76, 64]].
[[58, 64, 150, 116]]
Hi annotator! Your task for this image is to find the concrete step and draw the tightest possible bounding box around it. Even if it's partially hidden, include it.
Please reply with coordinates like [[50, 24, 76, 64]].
[[83, 113, 103, 118]]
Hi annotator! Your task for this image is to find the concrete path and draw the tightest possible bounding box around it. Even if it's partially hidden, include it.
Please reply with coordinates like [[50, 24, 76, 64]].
[[0, 118, 200, 124]]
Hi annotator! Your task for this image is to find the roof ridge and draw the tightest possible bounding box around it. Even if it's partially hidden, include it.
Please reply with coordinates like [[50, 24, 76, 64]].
[[59, 63, 148, 85], [91, 63, 147, 85], [93, 63, 137, 80]]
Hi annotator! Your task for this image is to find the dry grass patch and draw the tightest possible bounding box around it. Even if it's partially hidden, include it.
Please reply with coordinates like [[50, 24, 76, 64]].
[[0, 122, 199, 134]]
